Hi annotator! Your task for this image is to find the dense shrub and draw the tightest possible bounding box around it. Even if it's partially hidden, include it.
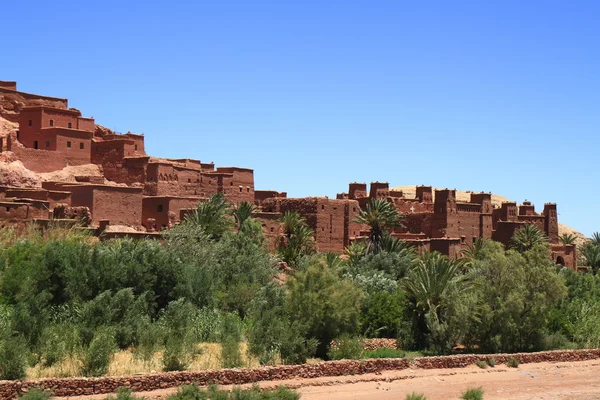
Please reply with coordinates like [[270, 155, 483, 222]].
[[82, 328, 117, 377], [0, 335, 28, 380], [327, 335, 364, 360], [363, 348, 406, 359], [167, 384, 299, 400], [460, 387, 484, 400], [18, 388, 52, 400]]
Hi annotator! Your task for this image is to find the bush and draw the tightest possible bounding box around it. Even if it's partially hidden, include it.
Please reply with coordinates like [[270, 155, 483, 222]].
[[167, 384, 300, 400], [460, 387, 484, 400], [18, 388, 51, 400], [506, 357, 519, 368], [363, 348, 406, 359], [105, 388, 138, 400], [39, 323, 81, 367], [220, 313, 243, 368], [328, 336, 364, 360], [486, 358, 496, 367], [475, 360, 487, 369], [81, 328, 116, 377], [0, 335, 28, 380], [405, 394, 428, 400]]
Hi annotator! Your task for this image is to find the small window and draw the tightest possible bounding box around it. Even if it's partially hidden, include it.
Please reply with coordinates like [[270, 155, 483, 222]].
[[66, 141, 71, 148], [33, 141, 38, 149], [80, 143, 84, 150], [45, 140, 50, 148], [157, 205, 164, 212], [134, 144, 138, 151], [239, 187, 243, 192], [49, 120, 54, 127], [247, 187, 250, 192], [28, 120, 32, 126], [188, 178, 191, 183], [68, 122, 72, 128]]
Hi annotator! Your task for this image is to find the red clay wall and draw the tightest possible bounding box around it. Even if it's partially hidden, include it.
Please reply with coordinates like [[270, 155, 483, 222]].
[[1, 349, 598, 400], [142, 197, 200, 230], [69, 185, 143, 226]]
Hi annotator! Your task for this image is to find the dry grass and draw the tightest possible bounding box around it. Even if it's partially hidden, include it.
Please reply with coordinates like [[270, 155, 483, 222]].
[[26, 343, 260, 380]]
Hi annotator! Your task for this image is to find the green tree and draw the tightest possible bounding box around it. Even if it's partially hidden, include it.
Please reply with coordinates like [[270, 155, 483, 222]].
[[183, 193, 233, 240], [591, 232, 600, 246], [510, 224, 548, 253], [353, 199, 404, 254], [580, 243, 600, 274], [402, 252, 471, 352], [559, 233, 577, 245], [286, 261, 364, 358], [276, 211, 315, 267], [229, 201, 256, 231], [472, 242, 567, 352]]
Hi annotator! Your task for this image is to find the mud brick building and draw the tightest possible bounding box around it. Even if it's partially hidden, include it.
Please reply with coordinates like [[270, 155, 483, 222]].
[[0, 81, 577, 269]]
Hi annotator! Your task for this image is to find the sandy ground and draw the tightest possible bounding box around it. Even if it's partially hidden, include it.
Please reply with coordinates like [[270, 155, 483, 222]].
[[56, 360, 600, 400]]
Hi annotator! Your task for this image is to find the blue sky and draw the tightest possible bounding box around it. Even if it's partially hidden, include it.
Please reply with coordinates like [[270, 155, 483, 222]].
[[3, 1, 598, 236]]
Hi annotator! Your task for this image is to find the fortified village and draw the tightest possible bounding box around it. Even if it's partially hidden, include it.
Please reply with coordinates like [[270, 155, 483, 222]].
[[0, 80, 577, 268]]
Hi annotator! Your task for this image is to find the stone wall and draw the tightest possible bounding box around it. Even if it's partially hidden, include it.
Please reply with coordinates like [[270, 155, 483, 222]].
[[1, 349, 599, 400]]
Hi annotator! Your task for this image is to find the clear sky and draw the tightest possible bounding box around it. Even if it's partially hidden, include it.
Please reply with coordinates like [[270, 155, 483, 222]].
[[3, 1, 598, 236]]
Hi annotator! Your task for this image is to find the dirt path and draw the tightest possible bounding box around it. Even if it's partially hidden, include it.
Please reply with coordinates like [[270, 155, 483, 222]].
[[56, 360, 600, 400]]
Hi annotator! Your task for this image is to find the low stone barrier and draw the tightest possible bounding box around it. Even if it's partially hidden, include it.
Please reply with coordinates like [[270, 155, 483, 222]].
[[0, 349, 598, 400]]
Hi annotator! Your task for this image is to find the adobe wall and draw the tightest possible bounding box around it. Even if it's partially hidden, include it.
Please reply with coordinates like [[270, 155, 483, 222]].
[[0, 200, 50, 229], [0, 81, 17, 91], [69, 185, 143, 226], [254, 190, 286, 207], [91, 140, 148, 185], [253, 211, 282, 251], [0, 87, 68, 122], [544, 203, 559, 244], [8, 138, 88, 173], [214, 167, 255, 203], [142, 197, 200, 230]]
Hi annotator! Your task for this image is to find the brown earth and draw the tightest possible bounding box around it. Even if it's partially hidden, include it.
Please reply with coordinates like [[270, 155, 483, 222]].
[[393, 185, 588, 246], [55, 360, 600, 400]]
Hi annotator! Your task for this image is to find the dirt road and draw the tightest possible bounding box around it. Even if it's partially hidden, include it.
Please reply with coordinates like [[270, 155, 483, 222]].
[[57, 360, 600, 400]]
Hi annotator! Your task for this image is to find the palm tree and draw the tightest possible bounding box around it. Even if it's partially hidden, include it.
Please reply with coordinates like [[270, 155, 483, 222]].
[[403, 252, 467, 326], [458, 238, 486, 270], [581, 243, 600, 274], [559, 233, 578, 245], [184, 193, 232, 239], [353, 198, 404, 254], [510, 224, 548, 253], [230, 201, 256, 230], [591, 232, 600, 246], [276, 211, 315, 266]]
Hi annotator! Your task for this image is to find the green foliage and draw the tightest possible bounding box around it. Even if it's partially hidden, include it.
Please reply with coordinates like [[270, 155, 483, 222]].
[[580, 242, 600, 273], [82, 327, 116, 377], [475, 360, 487, 369], [219, 313, 243, 368], [18, 388, 52, 400], [286, 260, 364, 358], [359, 289, 409, 338], [486, 358, 496, 367], [167, 384, 299, 400], [327, 335, 364, 360], [105, 388, 138, 400], [559, 233, 577, 245], [276, 211, 316, 267], [506, 357, 519, 368], [353, 199, 404, 254], [39, 323, 81, 367], [0, 335, 28, 380], [183, 193, 233, 240], [363, 348, 406, 359], [159, 299, 202, 371], [510, 224, 548, 253], [460, 387, 484, 400], [405, 394, 428, 400], [471, 242, 567, 353], [248, 283, 316, 365]]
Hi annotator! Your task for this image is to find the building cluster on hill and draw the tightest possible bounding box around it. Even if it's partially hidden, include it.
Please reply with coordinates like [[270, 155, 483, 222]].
[[0, 80, 576, 268]]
